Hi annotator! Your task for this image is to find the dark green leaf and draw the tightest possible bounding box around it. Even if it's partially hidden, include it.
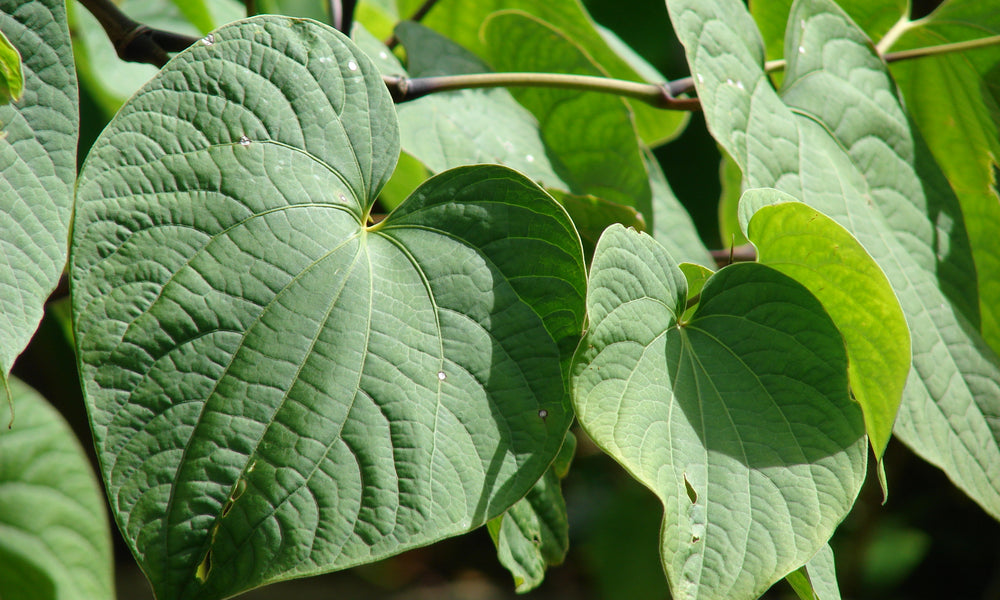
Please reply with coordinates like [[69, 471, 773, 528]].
[[72, 17, 586, 600]]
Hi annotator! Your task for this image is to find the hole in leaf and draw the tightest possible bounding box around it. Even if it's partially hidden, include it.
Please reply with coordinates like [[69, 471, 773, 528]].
[[195, 549, 212, 583], [683, 473, 697, 504]]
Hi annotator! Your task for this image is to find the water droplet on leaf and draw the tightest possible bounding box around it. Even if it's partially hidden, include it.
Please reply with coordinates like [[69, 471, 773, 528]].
[[538, 409, 548, 419]]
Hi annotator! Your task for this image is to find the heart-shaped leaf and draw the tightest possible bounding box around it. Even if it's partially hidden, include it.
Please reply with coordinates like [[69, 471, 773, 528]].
[[71, 16, 585, 600], [571, 224, 867, 600], [669, 0, 1000, 519], [0, 0, 76, 395]]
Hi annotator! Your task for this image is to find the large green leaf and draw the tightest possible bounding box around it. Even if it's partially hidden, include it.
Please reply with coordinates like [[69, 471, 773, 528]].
[[741, 191, 910, 468], [0, 377, 114, 600], [889, 3, 1000, 355], [668, 0, 1000, 518], [398, 0, 687, 146], [571, 224, 867, 600], [71, 16, 586, 600], [0, 0, 76, 395]]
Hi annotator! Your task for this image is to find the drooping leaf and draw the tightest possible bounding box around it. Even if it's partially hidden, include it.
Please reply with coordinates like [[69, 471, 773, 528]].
[[398, 0, 687, 146], [488, 431, 575, 593], [71, 17, 585, 600], [889, 5, 1000, 355], [0, 377, 114, 600], [785, 544, 841, 600], [0, 28, 22, 104], [740, 190, 910, 470], [571, 224, 867, 600], [0, 0, 76, 395], [668, 0, 1000, 518]]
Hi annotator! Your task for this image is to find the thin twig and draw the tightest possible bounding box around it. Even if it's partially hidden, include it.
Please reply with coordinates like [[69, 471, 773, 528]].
[[78, 0, 199, 67], [382, 72, 702, 110], [385, 0, 442, 49]]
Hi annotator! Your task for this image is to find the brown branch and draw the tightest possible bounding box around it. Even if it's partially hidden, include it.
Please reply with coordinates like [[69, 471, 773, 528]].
[[382, 72, 702, 110], [78, 0, 200, 68]]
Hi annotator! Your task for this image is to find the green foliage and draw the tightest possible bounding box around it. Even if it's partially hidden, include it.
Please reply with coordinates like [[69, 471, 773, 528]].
[[572, 224, 866, 600], [0, 378, 113, 600], [3, 0, 1000, 599], [0, 0, 76, 394]]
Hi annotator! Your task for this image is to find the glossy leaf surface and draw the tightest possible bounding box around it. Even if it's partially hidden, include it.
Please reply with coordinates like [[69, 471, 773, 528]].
[[571, 224, 866, 600], [72, 17, 585, 600]]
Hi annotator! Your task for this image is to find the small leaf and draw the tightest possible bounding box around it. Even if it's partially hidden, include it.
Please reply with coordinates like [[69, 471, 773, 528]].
[[72, 17, 586, 600], [741, 190, 910, 468], [785, 544, 841, 600], [0, 28, 22, 103], [572, 224, 866, 600], [488, 431, 576, 593], [0, 377, 114, 600]]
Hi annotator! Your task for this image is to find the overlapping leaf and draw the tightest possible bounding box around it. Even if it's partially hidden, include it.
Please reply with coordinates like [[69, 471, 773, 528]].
[[668, 0, 1000, 519], [397, 0, 687, 146], [0, 378, 113, 600], [488, 431, 575, 592], [71, 17, 585, 600], [0, 0, 76, 397], [888, 2, 1000, 356], [482, 11, 652, 215], [572, 224, 867, 600], [740, 191, 910, 468]]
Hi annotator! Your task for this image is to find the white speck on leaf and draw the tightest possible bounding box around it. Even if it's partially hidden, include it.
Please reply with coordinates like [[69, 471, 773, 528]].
[[437, 371, 447, 381], [201, 34, 214, 46], [525, 154, 534, 163], [347, 60, 358, 71], [538, 409, 548, 419], [798, 45, 806, 54], [238, 135, 251, 146]]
